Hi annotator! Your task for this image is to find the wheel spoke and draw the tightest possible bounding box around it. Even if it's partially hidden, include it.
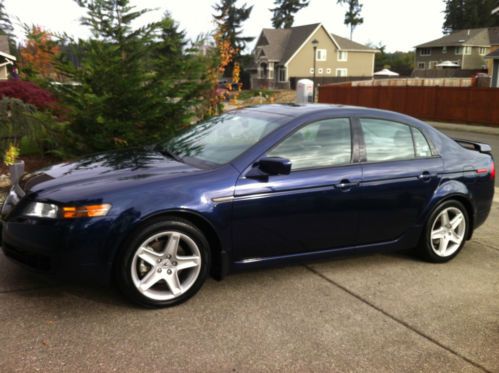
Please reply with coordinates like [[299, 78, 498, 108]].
[[438, 236, 450, 255], [176, 256, 201, 271], [450, 213, 463, 230], [139, 269, 161, 291], [431, 227, 446, 240], [440, 210, 450, 226], [164, 233, 180, 257], [449, 231, 462, 244], [165, 272, 182, 296], [138, 247, 162, 266]]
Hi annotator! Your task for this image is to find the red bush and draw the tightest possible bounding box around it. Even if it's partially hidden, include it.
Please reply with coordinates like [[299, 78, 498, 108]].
[[0, 80, 58, 111]]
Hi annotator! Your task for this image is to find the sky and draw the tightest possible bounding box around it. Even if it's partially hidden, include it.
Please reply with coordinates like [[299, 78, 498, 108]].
[[4, 0, 446, 53]]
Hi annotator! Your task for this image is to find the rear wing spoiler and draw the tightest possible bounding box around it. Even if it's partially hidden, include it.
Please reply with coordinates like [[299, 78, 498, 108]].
[[453, 138, 493, 156]]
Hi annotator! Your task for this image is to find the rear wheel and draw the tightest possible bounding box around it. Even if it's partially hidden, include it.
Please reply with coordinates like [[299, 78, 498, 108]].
[[418, 200, 469, 263], [116, 218, 210, 307]]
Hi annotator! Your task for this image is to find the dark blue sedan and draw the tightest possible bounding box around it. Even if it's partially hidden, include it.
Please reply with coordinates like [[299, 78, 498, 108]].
[[1, 104, 495, 307]]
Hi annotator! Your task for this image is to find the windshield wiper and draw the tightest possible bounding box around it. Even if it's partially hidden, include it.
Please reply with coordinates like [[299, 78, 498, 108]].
[[156, 145, 182, 162]]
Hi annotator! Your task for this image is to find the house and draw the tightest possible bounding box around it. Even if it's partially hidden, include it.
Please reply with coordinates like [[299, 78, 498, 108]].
[[250, 23, 378, 89], [484, 27, 499, 87], [414, 28, 492, 71], [0, 35, 16, 80]]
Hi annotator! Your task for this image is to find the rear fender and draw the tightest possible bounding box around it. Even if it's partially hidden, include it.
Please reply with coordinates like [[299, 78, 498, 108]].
[[421, 180, 474, 238]]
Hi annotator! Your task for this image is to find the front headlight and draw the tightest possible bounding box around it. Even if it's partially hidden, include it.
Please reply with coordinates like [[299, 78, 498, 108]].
[[23, 202, 60, 219]]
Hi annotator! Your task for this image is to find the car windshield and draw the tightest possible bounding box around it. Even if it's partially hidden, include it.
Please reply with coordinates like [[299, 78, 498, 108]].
[[162, 111, 286, 166]]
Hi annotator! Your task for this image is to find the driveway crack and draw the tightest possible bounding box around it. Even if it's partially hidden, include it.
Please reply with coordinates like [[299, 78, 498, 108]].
[[304, 264, 491, 373]]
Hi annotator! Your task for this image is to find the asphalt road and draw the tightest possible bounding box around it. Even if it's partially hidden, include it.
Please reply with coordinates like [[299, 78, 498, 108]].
[[1, 201, 498, 372]]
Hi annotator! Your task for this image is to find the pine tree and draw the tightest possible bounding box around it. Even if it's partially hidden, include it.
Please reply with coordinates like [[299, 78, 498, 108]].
[[337, 0, 363, 40], [54, 0, 211, 153], [443, 0, 499, 33], [271, 0, 310, 29], [0, 0, 15, 53], [213, 0, 254, 53]]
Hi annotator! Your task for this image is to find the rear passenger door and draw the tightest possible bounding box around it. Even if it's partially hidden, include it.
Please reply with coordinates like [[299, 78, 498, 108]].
[[356, 118, 443, 245]]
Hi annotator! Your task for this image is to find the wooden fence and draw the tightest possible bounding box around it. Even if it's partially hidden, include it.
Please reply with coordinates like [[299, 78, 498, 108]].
[[318, 85, 499, 126]]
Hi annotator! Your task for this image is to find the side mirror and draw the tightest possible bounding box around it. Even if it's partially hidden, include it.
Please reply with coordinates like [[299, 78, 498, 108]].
[[246, 157, 292, 179]]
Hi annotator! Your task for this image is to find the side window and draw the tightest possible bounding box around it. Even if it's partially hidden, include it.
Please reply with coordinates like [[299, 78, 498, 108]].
[[268, 118, 352, 171], [412, 127, 432, 158], [360, 118, 415, 162]]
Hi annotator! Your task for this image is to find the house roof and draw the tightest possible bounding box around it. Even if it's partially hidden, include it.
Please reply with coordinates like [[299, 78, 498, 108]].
[[484, 49, 499, 59], [255, 23, 376, 64], [331, 33, 377, 51], [415, 28, 490, 48]]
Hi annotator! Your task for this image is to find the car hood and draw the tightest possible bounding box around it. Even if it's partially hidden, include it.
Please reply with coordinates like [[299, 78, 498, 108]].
[[21, 147, 202, 196]]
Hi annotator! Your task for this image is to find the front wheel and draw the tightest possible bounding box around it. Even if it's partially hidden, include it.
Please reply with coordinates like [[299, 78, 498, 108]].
[[116, 218, 210, 308], [418, 200, 469, 263]]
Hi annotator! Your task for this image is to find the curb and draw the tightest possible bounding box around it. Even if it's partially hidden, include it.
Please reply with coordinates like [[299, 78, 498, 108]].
[[428, 121, 499, 136]]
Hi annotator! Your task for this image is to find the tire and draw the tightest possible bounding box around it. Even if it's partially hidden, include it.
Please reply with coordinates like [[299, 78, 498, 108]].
[[115, 218, 211, 308], [418, 200, 469, 263]]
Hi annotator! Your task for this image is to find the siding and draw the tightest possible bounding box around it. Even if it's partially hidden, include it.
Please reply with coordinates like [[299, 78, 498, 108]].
[[286, 26, 375, 78]]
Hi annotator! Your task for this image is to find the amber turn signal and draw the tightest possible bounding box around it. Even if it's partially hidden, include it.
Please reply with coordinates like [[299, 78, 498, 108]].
[[63, 204, 112, 219]]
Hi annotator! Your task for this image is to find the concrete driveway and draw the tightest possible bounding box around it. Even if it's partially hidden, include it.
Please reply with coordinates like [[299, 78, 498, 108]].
[[0, 198, 498, 372]]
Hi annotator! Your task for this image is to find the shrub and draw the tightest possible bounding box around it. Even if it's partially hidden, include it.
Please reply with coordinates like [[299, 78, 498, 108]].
[[0, 80, 59, 112]]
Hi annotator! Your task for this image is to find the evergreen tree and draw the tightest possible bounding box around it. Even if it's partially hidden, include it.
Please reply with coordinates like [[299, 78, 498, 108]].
[[443, 0, 499, 33], [54, 0, 211, 153], [271, 0, 310, 29], [337, 0, 363, 40], [0, 0, 15, 53], [213, 0, 254, 53]]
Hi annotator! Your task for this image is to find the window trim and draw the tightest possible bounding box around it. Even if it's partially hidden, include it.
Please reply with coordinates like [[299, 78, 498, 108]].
[[420, 48, 431, 56], [316, 49, 327, 61], [336, 68, 348, 77], [354, 117, 440, 164], [259, 117, 358, 173], [337, 50, 348, 62]]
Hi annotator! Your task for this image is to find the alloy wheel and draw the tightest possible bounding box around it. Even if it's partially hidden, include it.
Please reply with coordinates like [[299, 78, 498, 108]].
[[430, 207, 466, 257], [130, 231, 202, 301]]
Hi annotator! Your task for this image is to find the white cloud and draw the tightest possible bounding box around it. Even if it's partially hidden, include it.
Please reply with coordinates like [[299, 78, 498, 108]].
[[5, 0, 445, 52]]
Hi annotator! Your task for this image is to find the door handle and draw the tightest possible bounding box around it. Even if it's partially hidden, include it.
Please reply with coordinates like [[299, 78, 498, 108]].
[[418, 171, 433, 182], [337, 180, 359, 191]]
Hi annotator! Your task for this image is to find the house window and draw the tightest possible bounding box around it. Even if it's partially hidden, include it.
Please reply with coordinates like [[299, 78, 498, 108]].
[[429, 61, 438, 69], [316, 49, 327, 61], [442, 46, 447, 54], [309, 67, 315, 74], [336, 68, 348, 77], [417, 62, 425, 69], [337, 51, 348, 62], [455, 46, 471, 55], [420, 48, 431, 56], [278, 67, 287, 82], [479, 47, 488, 56], [326, 68, 332, 74], [318, 68, 323, 74], [268, 63, 274, 79]]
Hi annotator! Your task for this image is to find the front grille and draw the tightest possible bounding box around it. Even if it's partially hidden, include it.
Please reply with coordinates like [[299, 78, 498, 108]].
[[2, 243, 51, 271]]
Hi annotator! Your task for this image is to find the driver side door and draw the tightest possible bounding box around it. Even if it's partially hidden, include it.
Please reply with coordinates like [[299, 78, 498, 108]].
[[231, 117, 362, 261]]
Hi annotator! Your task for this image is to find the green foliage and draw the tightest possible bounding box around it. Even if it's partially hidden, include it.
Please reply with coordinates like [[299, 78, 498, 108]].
[[53, 1, 212, 153], [368, 42, 415, 75], [213, 0, 254, 53], [443, 0, 499, 33], [0, 97, 65, 159], [337, 0, 364, 40], [271, 0, 310, 29]]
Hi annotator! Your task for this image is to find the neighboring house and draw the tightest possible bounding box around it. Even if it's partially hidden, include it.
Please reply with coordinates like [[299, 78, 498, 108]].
[[0, 35, 16, 80], [251, 23, 378, 89], [485, 50, 499, 87], [414, 28, 492, 71]]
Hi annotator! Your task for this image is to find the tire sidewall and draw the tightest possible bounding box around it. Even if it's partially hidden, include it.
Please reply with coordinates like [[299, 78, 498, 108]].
[[116, 219, 211, 308], [422, 200, 469, 263]]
